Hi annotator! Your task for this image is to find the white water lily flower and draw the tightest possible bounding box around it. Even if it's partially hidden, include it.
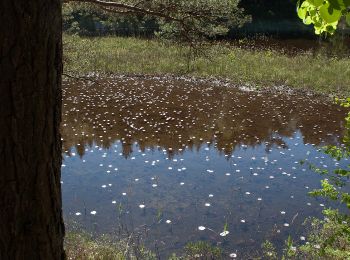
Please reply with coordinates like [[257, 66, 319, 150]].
[[220, 231, 229, 236], [229, 253, 237, 258]]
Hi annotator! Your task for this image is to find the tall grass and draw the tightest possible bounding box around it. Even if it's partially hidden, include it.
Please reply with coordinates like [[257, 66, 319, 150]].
[[64, 232, 156, 260], [64, 35, 350, 95]]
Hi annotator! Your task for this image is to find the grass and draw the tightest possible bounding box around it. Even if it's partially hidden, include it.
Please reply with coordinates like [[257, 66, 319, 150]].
[[63, 34, 350, 96], [65, 232, 124, 260], [64, 232, 225, 260], [261, 211, 350, 260], [64, 232, 156, 260]]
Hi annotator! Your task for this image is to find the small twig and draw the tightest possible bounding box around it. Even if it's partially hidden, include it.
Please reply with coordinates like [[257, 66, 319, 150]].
[[291, 213, 299, 225]]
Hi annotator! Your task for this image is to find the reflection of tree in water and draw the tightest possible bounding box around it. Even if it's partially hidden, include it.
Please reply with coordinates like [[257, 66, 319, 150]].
[[61, 77, 347, 158]]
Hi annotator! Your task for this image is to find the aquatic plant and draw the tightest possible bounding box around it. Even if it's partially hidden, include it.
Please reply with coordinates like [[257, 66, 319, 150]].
[[184, 241, 222, 260]]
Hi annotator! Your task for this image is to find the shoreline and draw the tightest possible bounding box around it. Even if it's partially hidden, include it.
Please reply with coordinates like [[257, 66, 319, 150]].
[[63, 72, 337, 101]]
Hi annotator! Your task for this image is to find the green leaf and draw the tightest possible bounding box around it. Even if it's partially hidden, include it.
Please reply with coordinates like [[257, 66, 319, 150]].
[[304, 16, 313, 24], [346, 13, 350, 26], [298, 7, 308, 20], [307, 0, 324, 7], [329, 0, 344, 9], [320, 2, 342, 23]]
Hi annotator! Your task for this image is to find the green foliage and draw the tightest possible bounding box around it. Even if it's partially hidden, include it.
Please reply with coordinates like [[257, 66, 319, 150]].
[[63, 3, 157, 36], [296, 211, 350, 259], [184, 241, 222, 259], [309, 179, 340, 201], [297, 0, 350, 34], [261, 241, 278, 259], [63, 0, 250, 42], [263, 211, 350, 259], [153, 0, 250, 42], [223, 221, 228, 232], [64, 232, 156, 259], [283, 236, 297, 259], [63, 35, 350, 96]]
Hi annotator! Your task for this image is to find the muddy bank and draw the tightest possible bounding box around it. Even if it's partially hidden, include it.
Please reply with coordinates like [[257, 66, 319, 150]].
[[63, 73, 341, 100]]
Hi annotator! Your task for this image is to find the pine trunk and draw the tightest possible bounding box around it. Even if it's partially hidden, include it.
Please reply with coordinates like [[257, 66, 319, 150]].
[[0, 1, 65, 259]]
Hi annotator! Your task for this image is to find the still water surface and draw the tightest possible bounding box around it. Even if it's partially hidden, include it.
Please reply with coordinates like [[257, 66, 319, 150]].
[[61, 76, 348, 258]]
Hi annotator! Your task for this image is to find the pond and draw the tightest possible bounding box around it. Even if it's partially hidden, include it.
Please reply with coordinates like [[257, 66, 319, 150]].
[[61, 76, 348, 258]]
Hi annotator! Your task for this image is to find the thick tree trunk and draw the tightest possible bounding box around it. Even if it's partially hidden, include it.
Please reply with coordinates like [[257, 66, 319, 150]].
[[0, 1, 65, 259]]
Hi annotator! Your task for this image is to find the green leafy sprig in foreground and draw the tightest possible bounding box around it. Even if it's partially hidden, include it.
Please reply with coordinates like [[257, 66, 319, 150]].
[[297, 0, 350, 34]]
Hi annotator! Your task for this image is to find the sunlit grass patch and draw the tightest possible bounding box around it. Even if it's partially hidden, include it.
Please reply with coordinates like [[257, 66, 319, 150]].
[[63, 35, 350, 96], [64, 232, 156, 260], [65, 232, 125, 260]]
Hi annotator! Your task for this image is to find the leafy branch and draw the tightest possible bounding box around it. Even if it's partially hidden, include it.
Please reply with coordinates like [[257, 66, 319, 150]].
[[297, 0, 350, 34]]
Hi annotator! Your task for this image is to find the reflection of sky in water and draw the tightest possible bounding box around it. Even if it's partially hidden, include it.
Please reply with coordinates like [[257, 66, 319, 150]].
[[61, 77, 349, 258]]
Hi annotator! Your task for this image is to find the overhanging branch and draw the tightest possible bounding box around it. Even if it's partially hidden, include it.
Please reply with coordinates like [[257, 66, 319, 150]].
[[65, 0, 183, 22]]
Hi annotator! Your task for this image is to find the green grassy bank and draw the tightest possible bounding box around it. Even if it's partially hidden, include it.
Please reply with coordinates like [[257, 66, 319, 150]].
[[64, 35, 350, 96], [65, 232, 224, 259]]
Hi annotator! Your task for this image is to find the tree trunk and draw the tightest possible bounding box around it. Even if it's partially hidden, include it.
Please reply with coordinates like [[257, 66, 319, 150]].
[[0, 1, 65, 259]]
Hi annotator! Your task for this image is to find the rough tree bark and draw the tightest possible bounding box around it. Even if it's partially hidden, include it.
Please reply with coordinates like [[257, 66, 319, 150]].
[[0, 1, 65, 259]]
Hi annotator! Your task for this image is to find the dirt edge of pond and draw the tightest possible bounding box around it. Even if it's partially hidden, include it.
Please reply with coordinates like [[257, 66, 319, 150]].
[[63, 72, 339, 101]]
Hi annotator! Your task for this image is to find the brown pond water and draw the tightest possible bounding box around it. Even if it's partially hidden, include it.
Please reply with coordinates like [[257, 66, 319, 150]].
[[61, 76, 349, 258]]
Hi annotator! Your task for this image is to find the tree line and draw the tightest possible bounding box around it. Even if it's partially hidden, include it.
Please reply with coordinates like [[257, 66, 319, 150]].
[[63, 0, 315, 38]]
